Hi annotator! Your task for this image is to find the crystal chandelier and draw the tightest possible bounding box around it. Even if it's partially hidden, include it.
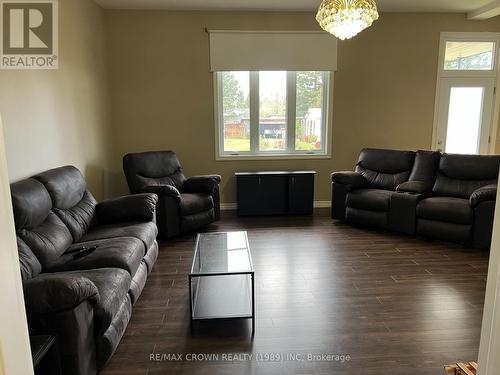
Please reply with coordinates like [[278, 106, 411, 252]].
[[316, 0, 379, 40]]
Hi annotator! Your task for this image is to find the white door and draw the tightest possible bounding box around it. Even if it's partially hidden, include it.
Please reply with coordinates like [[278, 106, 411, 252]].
[[435, 77, 495, 154]]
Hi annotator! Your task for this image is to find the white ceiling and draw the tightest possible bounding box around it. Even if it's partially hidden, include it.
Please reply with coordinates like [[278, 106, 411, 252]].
[[95, 0, 495, 13]]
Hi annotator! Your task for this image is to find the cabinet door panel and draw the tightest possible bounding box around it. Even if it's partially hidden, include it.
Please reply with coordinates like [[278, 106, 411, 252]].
[[259, 175, 288, 215], [289, 174, 314, 214], [236, 176, 260, 216]]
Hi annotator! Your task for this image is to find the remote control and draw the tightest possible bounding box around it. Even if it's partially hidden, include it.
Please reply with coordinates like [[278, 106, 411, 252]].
[[73, 246, 98, 258]]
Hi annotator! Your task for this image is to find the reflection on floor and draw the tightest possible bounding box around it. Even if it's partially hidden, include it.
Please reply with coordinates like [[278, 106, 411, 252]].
[[101, 209, 489, 375]]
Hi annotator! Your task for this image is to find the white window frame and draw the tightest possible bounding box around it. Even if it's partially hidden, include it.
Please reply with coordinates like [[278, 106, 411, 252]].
[[213, 71, 333, 160], [437, 32, 500, 78], [432, 32, 500, 154]]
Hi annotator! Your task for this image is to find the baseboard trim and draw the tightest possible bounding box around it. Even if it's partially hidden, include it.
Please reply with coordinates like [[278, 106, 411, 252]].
[[220, 203, 238, 211], [220, 201, 331, 211], [313, 200, 331, 208]]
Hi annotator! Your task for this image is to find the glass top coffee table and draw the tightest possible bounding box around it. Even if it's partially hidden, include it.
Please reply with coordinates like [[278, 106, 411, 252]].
[[188, 231, 255, 333]]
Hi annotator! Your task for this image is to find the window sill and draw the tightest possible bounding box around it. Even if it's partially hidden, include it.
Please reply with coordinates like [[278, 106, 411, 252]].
[[216, 153, 331, 161]]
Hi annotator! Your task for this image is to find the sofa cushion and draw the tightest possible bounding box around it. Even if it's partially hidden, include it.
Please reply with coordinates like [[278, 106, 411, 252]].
[[17, 237, 42, 281], [179, 193, 213, 216], [88, 268, 130, 335], [180, 209, 215, 234], [34, 166, 97, 242], [55, 191, 97, 242], [79, 221, 157, 250], [408, 150, 441, 185], [45, 237, 144, 277], [432, 154, 500, 198], [69, 268, 131, 334], [34, 166, 87, 209], [356, 148, 416, 174], [433, 174, 497, 199], [346, 189, 393, 212], [11, 178, 52, 230], [417, 197, 473, 225], [439, 153, 500, 180], [123, 150, 187, 192], [355, 148, 415, 190], [356, 168, 408, 191], [19, 212, 73, 269]]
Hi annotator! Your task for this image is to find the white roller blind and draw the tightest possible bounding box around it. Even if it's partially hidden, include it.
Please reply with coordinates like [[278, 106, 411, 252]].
[[208, 30, 338, 72]]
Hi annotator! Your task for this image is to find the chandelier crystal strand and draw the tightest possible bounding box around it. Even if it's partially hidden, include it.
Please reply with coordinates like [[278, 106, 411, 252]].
[[316, 0, 379, 40]]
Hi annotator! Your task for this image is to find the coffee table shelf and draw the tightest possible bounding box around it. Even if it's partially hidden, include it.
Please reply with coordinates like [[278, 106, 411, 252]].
[[189, 231, 255, 332], [192, 275, 253, 319]]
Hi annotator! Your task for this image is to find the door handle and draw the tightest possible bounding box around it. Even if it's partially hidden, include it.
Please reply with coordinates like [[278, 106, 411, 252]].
[[437, 140, 443, 152]]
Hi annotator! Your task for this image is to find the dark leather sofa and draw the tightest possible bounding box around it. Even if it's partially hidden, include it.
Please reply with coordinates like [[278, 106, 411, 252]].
[[11, 166, 159, 375], [331, 148, 499, 249], [123, 150, 221, 239]]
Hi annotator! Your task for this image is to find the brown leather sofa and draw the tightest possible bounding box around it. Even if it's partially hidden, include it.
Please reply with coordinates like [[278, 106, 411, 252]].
[[123, 150, 221, 239], [11, 166, 159, 375], [332, 148, 499, 249]]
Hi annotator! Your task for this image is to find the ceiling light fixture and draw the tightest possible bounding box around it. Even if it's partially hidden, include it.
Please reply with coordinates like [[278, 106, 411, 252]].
[[316, 0, 379, 40]]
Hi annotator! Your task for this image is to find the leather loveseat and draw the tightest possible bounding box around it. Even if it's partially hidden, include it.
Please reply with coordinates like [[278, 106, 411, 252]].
[[11, 166, 159, 375], [123, 150, 221, 239], [331, 148, 499, 249]]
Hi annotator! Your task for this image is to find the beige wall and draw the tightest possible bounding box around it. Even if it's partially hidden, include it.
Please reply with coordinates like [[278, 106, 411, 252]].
[[0, 0, 111, 200], [0, 116, 33, 375], [104, 10, 500, 203]]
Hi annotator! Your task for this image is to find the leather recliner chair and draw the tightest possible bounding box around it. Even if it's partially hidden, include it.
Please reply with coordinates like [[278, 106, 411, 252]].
[[416, 153, 500, 249], [123, 150, 221, 239], [331, 148, 416, 229]]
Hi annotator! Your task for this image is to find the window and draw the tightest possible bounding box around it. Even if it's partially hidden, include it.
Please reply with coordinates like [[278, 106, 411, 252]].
[[216, 71, 331, 158], [221, 71, 250, 152], [444, 41, 495, 71]]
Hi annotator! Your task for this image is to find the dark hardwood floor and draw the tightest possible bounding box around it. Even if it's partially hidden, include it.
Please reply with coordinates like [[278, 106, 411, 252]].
[[101, 210, 489, 375]]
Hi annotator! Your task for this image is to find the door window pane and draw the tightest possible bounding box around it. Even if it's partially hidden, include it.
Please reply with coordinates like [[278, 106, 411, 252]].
[[445, 87, 484, 154], [444, 42, 495, 70], [259, 71, 287, 151], [295, 71, 325, 151], [221, 71, 250, 152]]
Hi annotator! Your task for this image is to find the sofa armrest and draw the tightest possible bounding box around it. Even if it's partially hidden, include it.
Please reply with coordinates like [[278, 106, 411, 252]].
[[331, 171, 368, 191], [139, 184, 181, 203], [23, 275, 99, 316], [181, 175, 221, 195], [396, 181, 431, 194], [470, 184, 497, 208], [96, 193, 158, 224]]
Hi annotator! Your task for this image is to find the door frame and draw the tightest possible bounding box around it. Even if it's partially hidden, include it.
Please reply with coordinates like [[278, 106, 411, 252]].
[[478, 184, 500, 375], [435, 77, 495, 154], [432, 32, 500, 154]]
